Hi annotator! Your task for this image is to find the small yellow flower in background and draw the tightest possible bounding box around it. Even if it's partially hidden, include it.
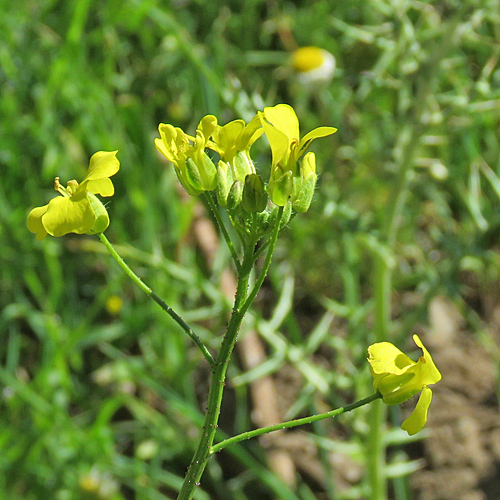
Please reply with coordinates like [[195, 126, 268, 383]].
[[259, 103, 336, 209], [105, 295, 123, 315], [292, 46, 336, 87], [368, 334, 442, 436], [27, 151, 119, 241], [155, 115, 218, 196]]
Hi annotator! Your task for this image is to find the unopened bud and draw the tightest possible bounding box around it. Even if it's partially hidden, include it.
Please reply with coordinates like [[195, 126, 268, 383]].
[[198, 151, 218, 191], [216, 161, 234, 207], [242, 174, 267, 213], [87, 192, 110, 234], [227, 180, 244, 210], [232, 151, 255, 182], [268, 167, 293, 207], [292, 152, 317, 213]]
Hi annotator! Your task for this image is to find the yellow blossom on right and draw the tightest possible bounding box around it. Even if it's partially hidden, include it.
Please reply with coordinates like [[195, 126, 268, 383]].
[[258, 104, 336, 211], [367, 334, 442, 436]]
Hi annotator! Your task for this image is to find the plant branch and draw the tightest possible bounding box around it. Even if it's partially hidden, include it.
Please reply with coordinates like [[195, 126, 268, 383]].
[[241, 206, 284, 317], [211, 393, 381, 454], [98, 233, 215, 368], [203, 192, 242, 272]]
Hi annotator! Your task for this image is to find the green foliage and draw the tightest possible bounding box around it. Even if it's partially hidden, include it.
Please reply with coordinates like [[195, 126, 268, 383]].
[[2, 0, 500, 499]]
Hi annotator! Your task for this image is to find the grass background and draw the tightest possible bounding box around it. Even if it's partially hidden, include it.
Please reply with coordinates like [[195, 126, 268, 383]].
[[1, 0, 499, 499]]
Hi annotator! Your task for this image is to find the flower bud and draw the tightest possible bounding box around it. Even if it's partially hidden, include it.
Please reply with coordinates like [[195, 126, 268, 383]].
[[197, 150, 218, 191], [87, 192, 110, 234], [292, 152, 317, 213], [242, 174, 267, 213], [227, 180, 244, 210], [216, 161, 234, 207], [232, 151, 256, 182], [268, 167, 293, 207], [184, 158, 205, 195]]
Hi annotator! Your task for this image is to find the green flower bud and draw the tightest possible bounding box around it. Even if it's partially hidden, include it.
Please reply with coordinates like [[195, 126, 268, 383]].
[[268, 167, 293, 207], [216, 161, 234, 207], [292, 152, 317, 213], [232, 151, 256, 182], [242, 174, 267, 213], [185, 158, 205, 195], [227, 180, 244, 210], [87, 192, 110, 234], [198, 151, 218, 191]]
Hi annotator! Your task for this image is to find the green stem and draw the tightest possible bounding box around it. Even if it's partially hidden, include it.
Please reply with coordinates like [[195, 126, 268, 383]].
[[176, 209, 283, 500], [241, 206, 284, 317], [98, 233, 215, 368], [211, 393, 381, 454], [203, 192, 241, 272], [177, 249, 253, 500]]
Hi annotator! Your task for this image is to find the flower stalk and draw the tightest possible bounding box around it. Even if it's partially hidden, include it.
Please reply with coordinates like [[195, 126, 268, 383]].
[[210, 393, 381, 455], [176, 206, 284, 500], [98, 233, 215, 368]]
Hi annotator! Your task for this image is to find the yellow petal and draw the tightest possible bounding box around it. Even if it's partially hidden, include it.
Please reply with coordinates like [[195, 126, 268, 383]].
[[27, 205, 49, 241], [216, 119, 245, 156], [297, 126, 337, 159], [413, 334, 442, 386], [41, 195, 95, 237], [259, 111, 290, 167], [155, 136, 170, 160], [156, 124, 181, 163], [263, 104, 299, 142], [236, 115, 264, 152], [83, 151, 119, 182], [85, 178, 114, 197], [368, 342, 415, 375], [401, 386, 433, 436], [197, 115, 218, 145]]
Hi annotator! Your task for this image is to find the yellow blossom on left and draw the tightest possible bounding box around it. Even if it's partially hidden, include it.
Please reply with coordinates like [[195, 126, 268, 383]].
[[27, 151, 120, 241]]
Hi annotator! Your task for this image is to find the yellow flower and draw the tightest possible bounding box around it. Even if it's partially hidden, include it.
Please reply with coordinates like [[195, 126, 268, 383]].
[[155, 115, 218, 195], [207, 116, 264, 208], [27, 151, 119, 241], [292, 46, 336, 87], [368, 334, 442, 436], [258, 104, 336, 208], [209, 116, 262, 167]]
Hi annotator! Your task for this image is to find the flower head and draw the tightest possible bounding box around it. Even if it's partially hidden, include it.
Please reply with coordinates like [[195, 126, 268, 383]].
[[155, 115, 218, 195], [27, 151, 119, 241], [292, 47, 336, 87], [259, 104, 336, 209], [368, 334, 442, 435]]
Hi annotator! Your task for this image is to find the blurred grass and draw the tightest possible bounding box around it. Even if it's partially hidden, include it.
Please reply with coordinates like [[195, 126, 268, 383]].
[[1, 0, 500, 499]]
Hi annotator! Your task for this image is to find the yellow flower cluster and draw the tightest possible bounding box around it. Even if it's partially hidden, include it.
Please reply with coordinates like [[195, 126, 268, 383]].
[[27, 105, 335, 240], [155, 104, 337, 213]]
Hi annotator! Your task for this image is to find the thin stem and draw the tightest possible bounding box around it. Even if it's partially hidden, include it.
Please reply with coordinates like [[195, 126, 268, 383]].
[[251, 239, 270, 264], [211, 393, 381, 454], [98, 233, 215, 368], [241, 206, 284, 317], [203, 192, 242, 272], [177, 248, 253, 500], [177, 209, 283, 500]]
